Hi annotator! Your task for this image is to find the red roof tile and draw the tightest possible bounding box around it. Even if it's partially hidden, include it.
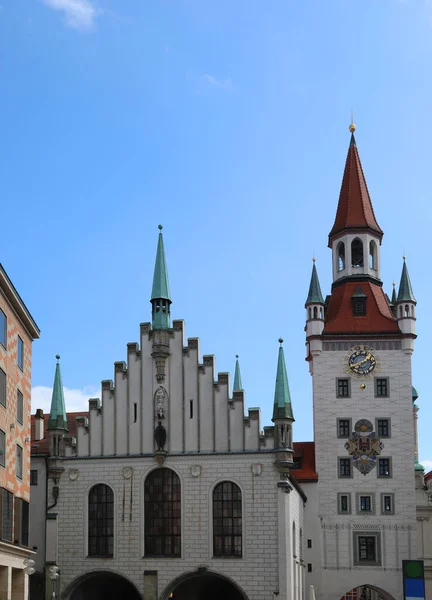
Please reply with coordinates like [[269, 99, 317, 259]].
[[292, 441, 318, 482], [31, 412, 88, 455], [329, 135, 383, 244], [323, 281, 400, 335], [425, 470, 432, 483]]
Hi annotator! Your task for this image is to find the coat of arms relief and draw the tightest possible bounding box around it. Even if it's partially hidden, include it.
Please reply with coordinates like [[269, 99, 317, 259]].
[[345, 419, 384, 475]]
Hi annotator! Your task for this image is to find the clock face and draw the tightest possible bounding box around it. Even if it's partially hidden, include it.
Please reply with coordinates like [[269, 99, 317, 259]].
[[348, 348, 377, 376]]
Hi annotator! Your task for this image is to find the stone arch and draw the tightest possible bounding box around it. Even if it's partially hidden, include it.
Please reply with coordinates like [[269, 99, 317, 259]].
[[160, 570, 249, 600], [338, 583, 397, 600], [62, 570, 141, 600]]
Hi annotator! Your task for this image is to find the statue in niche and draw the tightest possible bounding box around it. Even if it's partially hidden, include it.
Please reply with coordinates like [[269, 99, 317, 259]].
[[155, 421, 167, 451], [154, 386, 168, 419]]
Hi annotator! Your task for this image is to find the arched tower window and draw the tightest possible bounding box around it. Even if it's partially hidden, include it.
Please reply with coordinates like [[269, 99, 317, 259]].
[[145, 468, 181, 557], [405, 304, 409, 317], [337, 242, 345, 271], [351, 238, 364, 267], [313, 306, 318, 318], [369, 240, 377, 270], [319, 307, 323, 319], [213, 481, 242, 557], [308, 307, 312, 320], [88, 484, 114, 557]]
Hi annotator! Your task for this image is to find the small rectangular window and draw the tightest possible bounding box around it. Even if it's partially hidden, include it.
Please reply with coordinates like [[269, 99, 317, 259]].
[[133, 403, 137, 423], [341, 495, 348, 512], [377, 419, 390, 438], [16, 445, 23, 480], [338, 419, 350, 438], [30, 470, 38, 486], [17, 337, 24, 371], [292, 457, 302, 469], [360, 496, 371, 511], [0, 431, 5, 467], [307, 564, 312, 573], [307, 539, 312, 548], [358, 536, 376, 561], [17, 390, 23, 425], [383, 495, 392, 512], [339, 458, 351, 478], [378, 458, 391, 478], [336, 379, 350, 398], [337, 492, 351, 514], [0, 369, 5, 408], [375, 378, 389, 397], [189, 399, 193, 419], [0, 310, 6, 348]]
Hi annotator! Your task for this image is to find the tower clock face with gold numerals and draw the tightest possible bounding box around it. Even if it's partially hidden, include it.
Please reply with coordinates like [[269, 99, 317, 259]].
[[346, 345, 379, 377]]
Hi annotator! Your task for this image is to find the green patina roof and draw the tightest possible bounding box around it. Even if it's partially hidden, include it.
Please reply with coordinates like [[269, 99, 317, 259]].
[[412, 386, 419, 401], [272, 339, 294, 421], [233, 355, 243, 391], [151, 225, 171, 302], [397, 260, 416, 303], [390, 284, 397, 306], [415, 457, 425, 472], [305, 262, 324, 305], [48, 355, 68, 432]]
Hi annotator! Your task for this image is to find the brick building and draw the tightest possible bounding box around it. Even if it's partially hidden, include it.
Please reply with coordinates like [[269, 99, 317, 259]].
[[30, 126, 428, 600], [0, 264, 40, 599]]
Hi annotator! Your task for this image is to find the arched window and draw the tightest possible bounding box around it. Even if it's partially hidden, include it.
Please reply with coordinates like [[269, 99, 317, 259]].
[[313, 306, 318, 319], [369, 241, 377, 270], [213, 481, 242, 557], [337, 242, 345, 271], [145, 468, 181, 557], [308, 307, 312, 320], [405, 304, 409, 317], [319, 307, 323, 319], [88, 484, 114, 557], [351, 238, 364, 267], [399, 306, 403, 318], [292, 522, 296, 556]]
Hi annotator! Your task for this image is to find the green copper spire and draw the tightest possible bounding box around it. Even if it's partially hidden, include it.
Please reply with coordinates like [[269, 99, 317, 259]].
[[390, 282, 397, 306], [150, 225, 172, 329], [415, 456, 425, 472], [233, 355, 243, 391], [305, 260, 324, 306], [397, 258, 416, 303], [48, 355, 68, 431], [272, 339, 294, 421]]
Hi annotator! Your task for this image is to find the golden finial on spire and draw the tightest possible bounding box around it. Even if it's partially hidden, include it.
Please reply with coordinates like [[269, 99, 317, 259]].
[[312, 257, 316, 263], [349, 110, 356, 133]]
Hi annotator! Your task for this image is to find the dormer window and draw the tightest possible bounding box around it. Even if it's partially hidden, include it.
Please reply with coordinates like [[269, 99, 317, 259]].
[[352, 285, 367, 316]]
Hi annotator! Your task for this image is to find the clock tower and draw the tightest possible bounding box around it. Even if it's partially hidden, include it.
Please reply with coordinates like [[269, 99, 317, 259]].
[[305, 124, 417, 600]]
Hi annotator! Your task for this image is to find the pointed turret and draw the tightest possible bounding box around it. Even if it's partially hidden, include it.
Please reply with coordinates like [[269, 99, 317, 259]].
[[272, 339, 294, 421], [397, 258, 416, 303], [48, 355, 68, 432], [150, 225, 172, 329], [305, 261, 324, 306], [233, 355, 243, 392], [391, 282, 397, 305], [329, 128, 383, 245]]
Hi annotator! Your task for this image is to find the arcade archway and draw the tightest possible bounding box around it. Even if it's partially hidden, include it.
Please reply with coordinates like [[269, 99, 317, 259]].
[[63, 571, 141, 600], [162, 571, 248, 600], [341, 584, 396, 600]]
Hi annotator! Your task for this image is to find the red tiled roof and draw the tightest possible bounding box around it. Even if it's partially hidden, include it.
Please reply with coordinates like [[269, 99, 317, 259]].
[[425, 470, 432, 483], [329, 135, 383, 244], [31, 412, 88, 455], [323, 281, 400, 335], [292, 441, 318, 482]]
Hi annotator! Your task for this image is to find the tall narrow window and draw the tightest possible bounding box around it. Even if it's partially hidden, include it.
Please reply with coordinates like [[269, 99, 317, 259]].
[[88, 484, 114, 557], [351, 238, 364, 267], [16, 445, 23, 480], [0, 369, 6, 408], [337, 242, 345, 271], [145, 468, 181, 557], [133, 403, 137, 423], [17, 390, 23, 425], [213, 481, 242, 557], [17, 337, 24, 371], [0, 489, 13, 542], [292, 522, 296, 556], [189, 400, 193, 419], [0, 310, 6, 348], [369, 241, 377, 270], [14, 498, 29, 546], [0, 430, 5, 467]]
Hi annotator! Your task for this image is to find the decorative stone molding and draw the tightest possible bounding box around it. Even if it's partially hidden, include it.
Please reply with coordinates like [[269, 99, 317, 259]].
[[101, 380, 113, 391], [172, 320, 184, 332], [277, 481, 292, 494], [123, 467, 133, 479], [233, 391, 243, 402], [76, 415, 88, 428], [188, 338, 199, 350], [190, 465, 201, 477], [88, 398, 101, 411], [182, 348, 190, 357], [251, 464, 263, 476], [68, 469, 79, 481], [203, 355, 214, 367], [198, 365, 205, 374], [154, 387, 168, 419], [140, 322, 151, 335], [218, 373, 229, 386], [154, 451, 167, 466], [248, 408, 260, 420], [114, 361, 127, 374]]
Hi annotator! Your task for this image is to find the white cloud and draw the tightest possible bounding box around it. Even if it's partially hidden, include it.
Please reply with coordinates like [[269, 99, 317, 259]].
[[421, 459, 432, 472], [202, 74, 232, 89], [41, 0, 99, 31], [32, 385, 99, 414]]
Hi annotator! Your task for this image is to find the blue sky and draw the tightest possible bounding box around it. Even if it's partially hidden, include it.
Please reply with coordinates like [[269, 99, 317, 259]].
[[1, 0, 431, 468]]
